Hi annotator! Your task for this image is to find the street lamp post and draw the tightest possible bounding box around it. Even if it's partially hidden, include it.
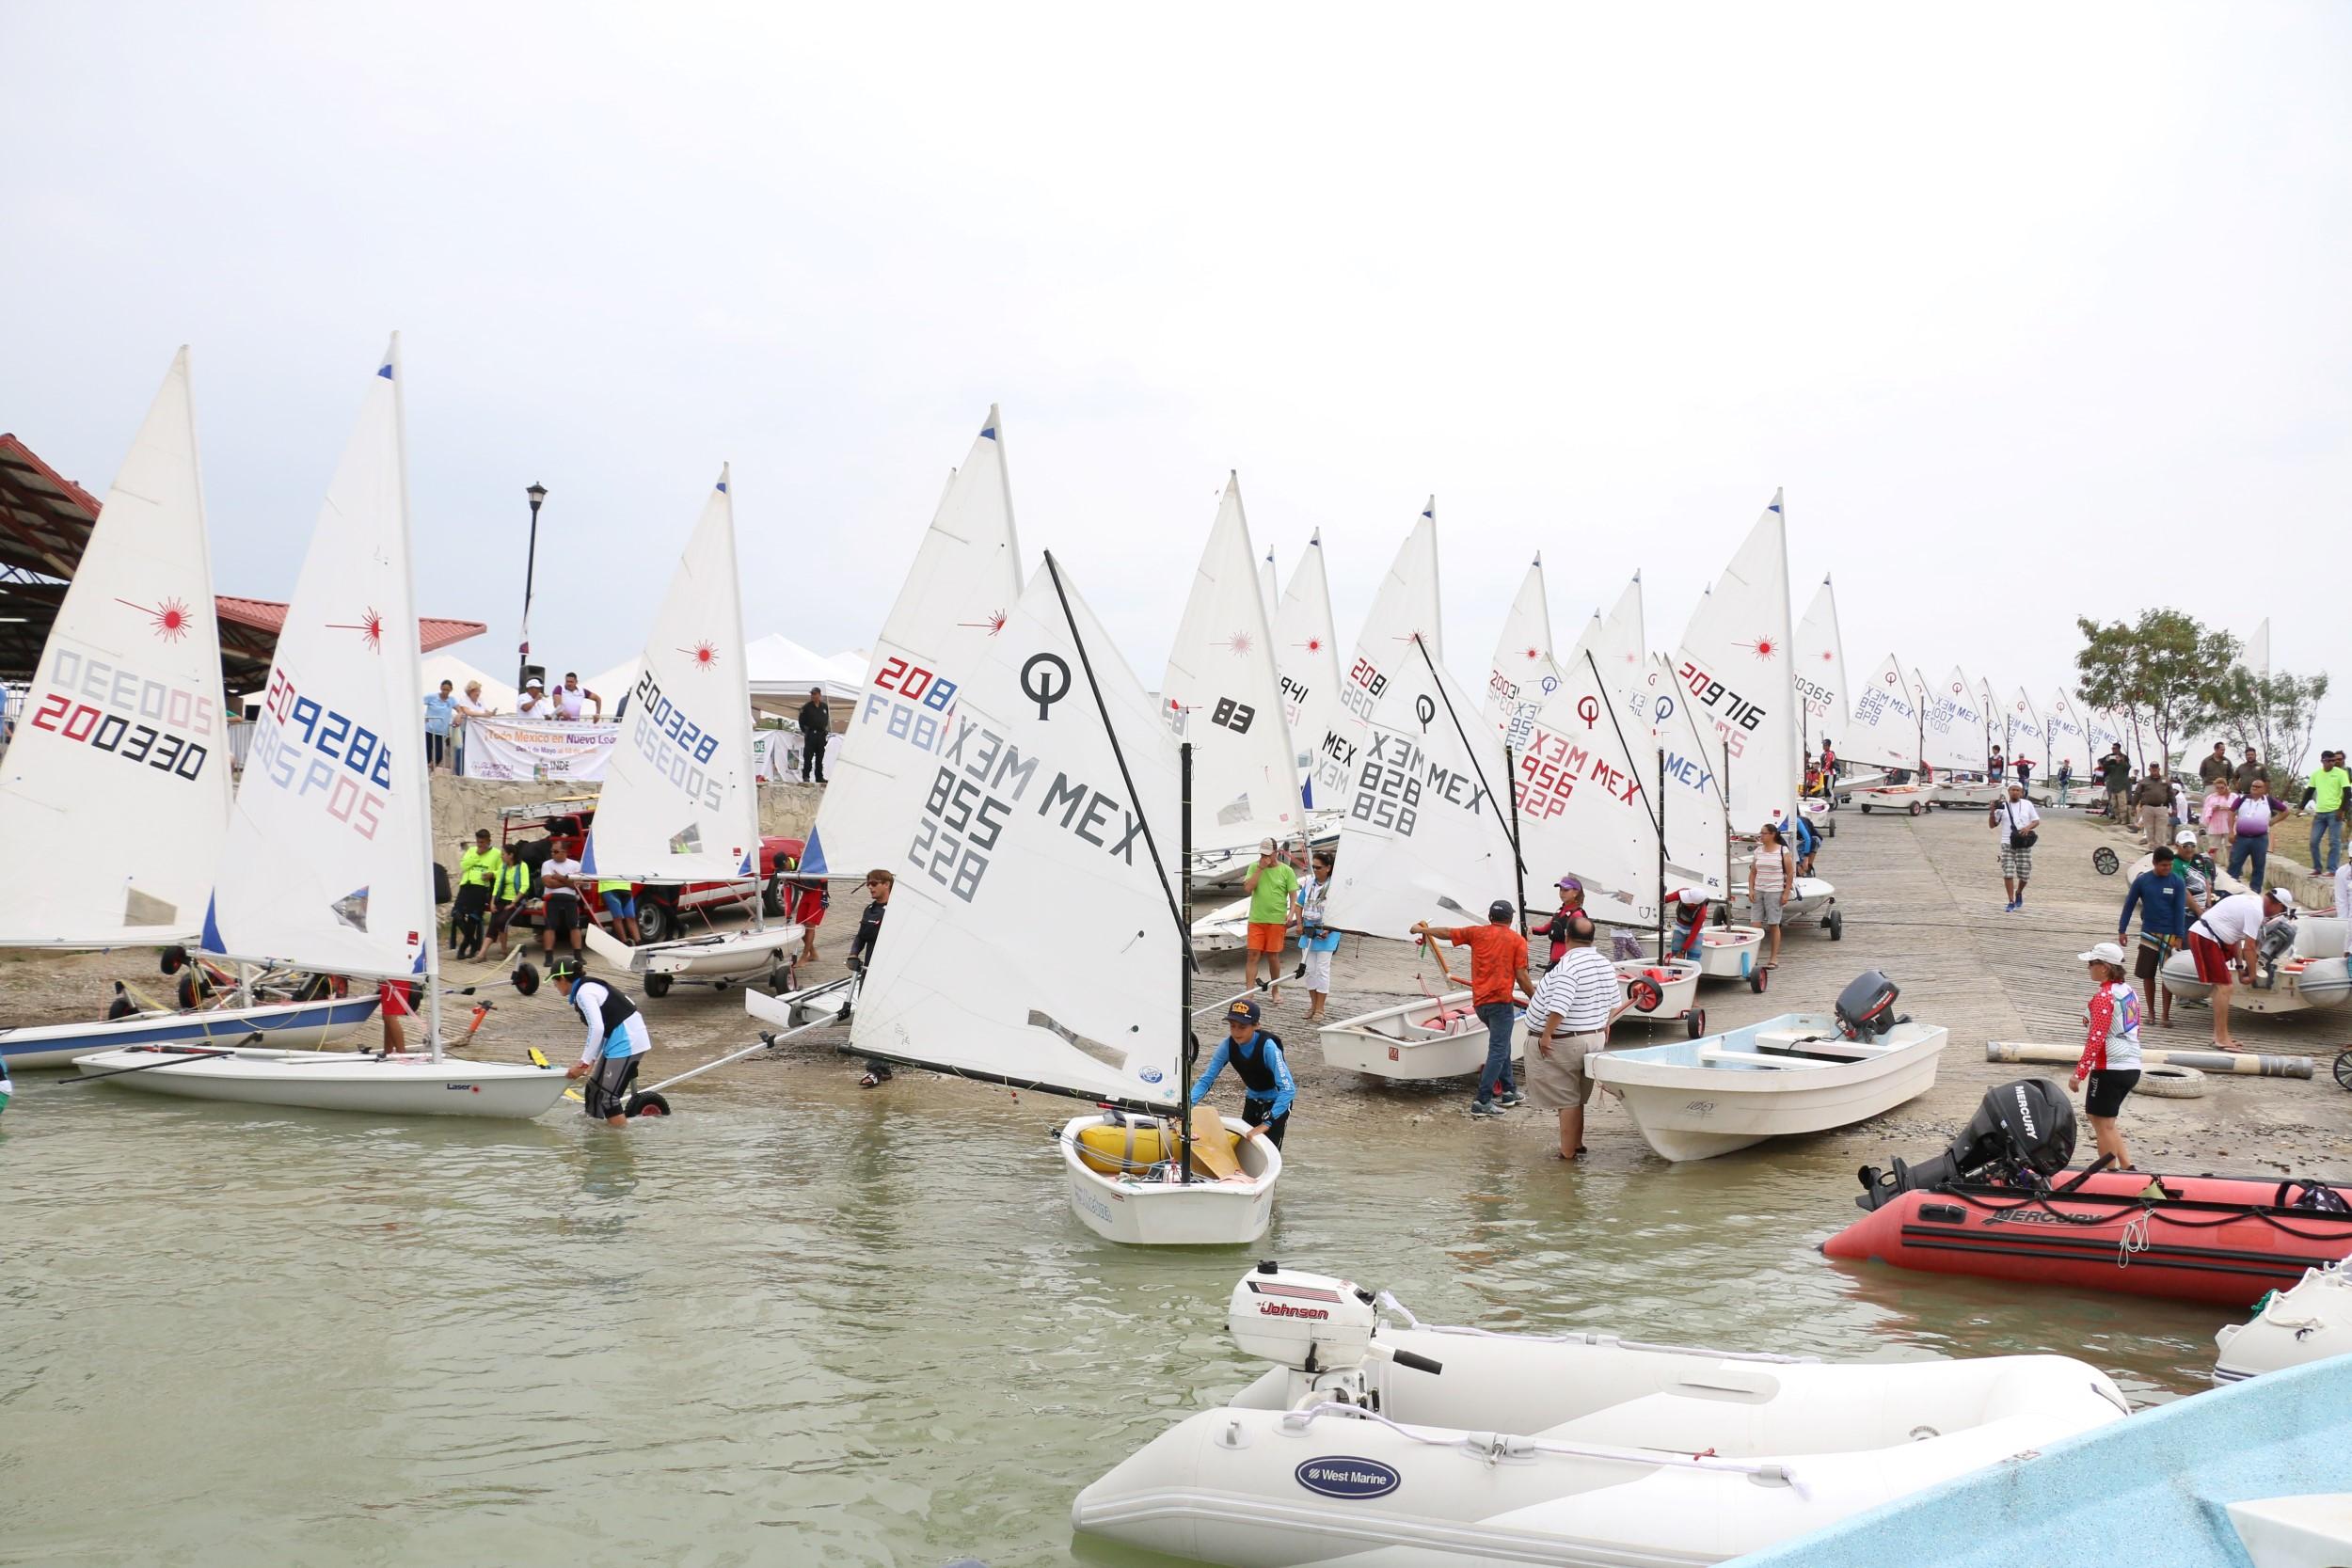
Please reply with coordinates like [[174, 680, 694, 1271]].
[[517, 483, 548, 695]]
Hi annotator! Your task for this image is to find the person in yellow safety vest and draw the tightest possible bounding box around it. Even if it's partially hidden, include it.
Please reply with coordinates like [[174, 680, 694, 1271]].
[[452, 829, 501, 958], [489, 845, 532, 958], [597, 876, 643, 945]]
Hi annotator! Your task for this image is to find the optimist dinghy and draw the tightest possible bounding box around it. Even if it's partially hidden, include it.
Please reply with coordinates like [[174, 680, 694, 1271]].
[[79, 341, 565, 1119], [575, 469, 801, 999], [1072, 1262, 2128, 1568], [839, 552, 1279, 1245], [1588, 972, 1947, 1161]]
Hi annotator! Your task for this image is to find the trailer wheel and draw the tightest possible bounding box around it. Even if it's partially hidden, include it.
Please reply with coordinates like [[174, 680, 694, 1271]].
[[626, 1090, 672, 1117], [1627, 976, 1664, 1013], [644, 973, 674, 999], [1828, 911, 1844, 942], [1908, 800, 1925, 816], [2092, 847, 2121, 876], [771, 961, 796, 993], [2332, 1051, 2350, 1093], [1750, 966, 1768, 994], [1861, 804, 1874, 815], [1685, 1008, 1707, 1039]]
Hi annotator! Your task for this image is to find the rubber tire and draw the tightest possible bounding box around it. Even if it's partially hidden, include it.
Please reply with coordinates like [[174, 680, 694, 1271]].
[[1828, 911, 1844, 942], [2334, 1052, 2352, 1092], [1908, 801, 1924, 816], [1627, 976, 1664, 1013], [770, 962, 795, 993], [637, 899, 675, 944], [2093, 847, 2121, 876], [1861, 804, 1874, 815], [1685, 1009, 1707, 1039], [1823, 820, 1836, 838], [1750, 966, 1768, 994], [762, 872, 786, 919], [644, 973, 674, 999], [626, 1090, 672, 1117], [2134, 1064, 2206, 1100]]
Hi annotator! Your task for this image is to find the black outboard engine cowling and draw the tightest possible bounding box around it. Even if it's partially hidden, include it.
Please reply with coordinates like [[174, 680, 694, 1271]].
[[1834, 971, 1906, 1040], [1853, 1077, 2076, 1211]]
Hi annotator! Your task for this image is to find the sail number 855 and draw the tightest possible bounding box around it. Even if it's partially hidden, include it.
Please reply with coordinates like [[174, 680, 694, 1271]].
[[911, 765, 1009, 902]]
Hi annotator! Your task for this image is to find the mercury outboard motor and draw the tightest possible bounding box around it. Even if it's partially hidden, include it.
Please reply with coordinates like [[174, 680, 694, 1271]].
[[1834, 970, 1906, 1040], [1853, 1077, 2075, 1211]]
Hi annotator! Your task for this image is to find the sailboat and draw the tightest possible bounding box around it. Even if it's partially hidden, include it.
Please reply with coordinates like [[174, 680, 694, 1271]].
[[1309, 499, 1440, 812], [1844, 655, 1934, 814], [1316, 570, 1530, 1081], [1256, 544, 1278, 620], [2005, 688, 2047, 800], [1931, 669, 2002, 807], [1630, 652, 1766, 988], [1273, 531, 1345, 822], [0, 349, 378, 1070], [2045, 689, 2097, 805], [1485, 553, 1563, 750], [844, 552, 1279, 1246], [1165, 475, 1305, 894], [580, 470, 799, 997], [1794, 573, 1859, 812], [1575, 572, 1649, 719], [74, 339, 565, 1117]]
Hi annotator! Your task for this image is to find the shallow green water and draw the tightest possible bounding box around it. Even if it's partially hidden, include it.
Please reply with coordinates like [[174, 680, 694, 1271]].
[[0, 1075, 2227, 1566]]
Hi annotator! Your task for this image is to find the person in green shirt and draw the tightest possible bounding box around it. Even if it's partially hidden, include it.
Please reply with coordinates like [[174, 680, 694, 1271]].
[[2303, 750, 2348, 874], [452, 829, 501, 958], [1241, 836, 1301, 1006], [489, 845, 532, 958]]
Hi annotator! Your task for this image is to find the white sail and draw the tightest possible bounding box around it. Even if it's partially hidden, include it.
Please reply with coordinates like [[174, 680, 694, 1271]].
[[1915, 666, 1971, 774], [1844, 655, 1922, 773], [1515, 648, 1661, 927], [2245, 618, 2270, 679], [803, 409, 1023, 878], [1257, 546, 1279, 620], [1670, 493, 1801, 833], [1793, 575, 1850, 757], [1636, 654, 1730, 895], [1975, 676, 2002, 763], [1324, 633, 1519, 937], [0, 348, 230, 947], [2044, 689, 2090, 776], [847, 556, 1183, 1108], [1311, 499, 1441, 807], [2005, 688, 2045, 768], [1160, 475, 1299, 855], [1485, 553, 1562, 750], [1571, 572, 1648, 718], [2083, 705, 2128, 763], [202, 339, 434, 982], [1274, 531, 1343, 807], [580, 471, 757, 883]]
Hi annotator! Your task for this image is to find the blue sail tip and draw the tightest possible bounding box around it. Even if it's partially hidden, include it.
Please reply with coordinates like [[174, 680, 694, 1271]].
[[377, 364, 393, 380], [979, 425, 996, 440], [716, 482, 727, 493]]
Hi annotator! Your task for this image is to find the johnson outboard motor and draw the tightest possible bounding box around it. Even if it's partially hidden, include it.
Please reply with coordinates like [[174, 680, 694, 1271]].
[[1834, 970, 1907, 1040], [1853, 1077, 2075, 1211]]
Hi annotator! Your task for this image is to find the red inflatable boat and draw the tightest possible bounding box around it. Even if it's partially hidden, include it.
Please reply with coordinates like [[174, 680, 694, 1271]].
[[1824, 1169, 2352, 1307]]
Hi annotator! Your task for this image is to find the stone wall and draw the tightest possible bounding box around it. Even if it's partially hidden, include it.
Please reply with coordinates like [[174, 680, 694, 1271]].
[[427, 772, 825, 851]]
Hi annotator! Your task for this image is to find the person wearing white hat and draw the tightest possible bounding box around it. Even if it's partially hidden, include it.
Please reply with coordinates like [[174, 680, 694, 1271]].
[[1664, 886, 1711, 961], [2071, 941, 2143, 1170], [2172, 827, 2217, 912], [516, 675, 550, 718], [2184, 885, 2296, 1052]]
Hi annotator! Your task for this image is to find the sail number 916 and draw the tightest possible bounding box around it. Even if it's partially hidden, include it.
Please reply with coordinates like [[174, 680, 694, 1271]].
[[911, 765, 1010, 902]]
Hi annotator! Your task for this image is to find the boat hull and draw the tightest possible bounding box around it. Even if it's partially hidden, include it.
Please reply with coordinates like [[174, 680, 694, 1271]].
[[1589, 1014, 1947, 1162], [1728, 877, 1836, 931], [1059, 1114, 1279, 1245], [2214, 1261, 2352, 1385], [73, 1045, 571, 1118], [1190, 894, 1253, 954], [1318, 991, 1523, 1082], [0, 995, 381, 1070], [1075, 1323, 2124, 1568], [584, 923, 802, 983], [1823, 1170, 2352, 1306], [1613, 958, 1702, 1033], [1850, 784, 1931, 816], [1694, 926, 1764, 980]]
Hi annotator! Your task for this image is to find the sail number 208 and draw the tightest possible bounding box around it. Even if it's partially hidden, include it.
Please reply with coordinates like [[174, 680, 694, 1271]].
[[912, 765, 1010, 902]]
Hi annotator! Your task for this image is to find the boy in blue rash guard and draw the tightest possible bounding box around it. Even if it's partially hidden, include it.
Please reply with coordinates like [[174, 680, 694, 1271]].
[[1187, 998, 1295, 1148]]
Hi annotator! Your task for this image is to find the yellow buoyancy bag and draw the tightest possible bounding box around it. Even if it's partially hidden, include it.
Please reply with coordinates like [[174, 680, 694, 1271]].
[[1074, 1117, 1243, 1180]]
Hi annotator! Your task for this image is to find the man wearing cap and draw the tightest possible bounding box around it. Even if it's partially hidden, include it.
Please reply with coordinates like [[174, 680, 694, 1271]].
[[1525, 912, 1621, 1160], [2071, 942, 2143, 1171], [1412, 902, 1534, 1118], [1992, 781, 2041, 912], [2185, 885, 2296, 1052], [516, 676, 550, 717], [1240, 838, 1300, 1006], [2117, 844, 2190, 1027], [541, 956, 653, 1128], [1187, 998, 1295, 1147]]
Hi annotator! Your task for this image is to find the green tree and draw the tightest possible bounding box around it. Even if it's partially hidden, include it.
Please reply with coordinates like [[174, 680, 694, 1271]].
[[2209, 668, 2332, 779], [2074, 610, 2235, 772]]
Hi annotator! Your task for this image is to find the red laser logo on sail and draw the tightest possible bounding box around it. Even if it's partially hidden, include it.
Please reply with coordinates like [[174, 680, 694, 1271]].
[[119, 596, 195, 643], [326, 608, 387, 652], [1223, 630, 1253, 657], [957, 610, 1009, 636], [679, 641, 719, 671]]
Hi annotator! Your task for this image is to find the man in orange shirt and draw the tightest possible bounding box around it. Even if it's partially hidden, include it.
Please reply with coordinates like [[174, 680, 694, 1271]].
[[1413, 900, 1534, 1117]]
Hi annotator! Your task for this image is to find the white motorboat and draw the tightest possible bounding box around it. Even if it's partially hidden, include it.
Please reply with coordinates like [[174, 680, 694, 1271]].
[[1588, 987, 1948, 1162], [1317, 990, 1521, 1081], [2215, 1258, 2352, 1385], [584, 921, 802, 996], [1614, 957, 1706, 1037], [2162, 917, 2351, 1017], [0, 992, 379, 1071], [844, 551, 1282, 1245], [1059, 1111, 1280, 1245], [74, 1043, 567, 1117], [1073, 1262, 2128, 1568]]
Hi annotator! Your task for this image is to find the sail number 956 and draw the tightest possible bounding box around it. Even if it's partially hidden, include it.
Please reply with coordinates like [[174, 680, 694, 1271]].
[[911, 765, 1010, 902]]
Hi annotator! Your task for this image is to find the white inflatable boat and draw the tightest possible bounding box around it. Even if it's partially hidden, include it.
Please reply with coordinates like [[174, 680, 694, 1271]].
[[2161, 916, 2351, 1017], [2215, 1258, 2352, 1385], [1073, 1263, 2129, 1568], [1318, 992, 1523, 1082]]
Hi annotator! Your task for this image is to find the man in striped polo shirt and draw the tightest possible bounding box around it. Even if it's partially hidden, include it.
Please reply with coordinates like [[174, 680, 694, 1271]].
[[1524, 912, 1620, 1160]]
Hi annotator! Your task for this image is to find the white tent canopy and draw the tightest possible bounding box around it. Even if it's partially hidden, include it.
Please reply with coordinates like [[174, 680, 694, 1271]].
[[745, 631, 863, 713], [421, 653, 516, 712]]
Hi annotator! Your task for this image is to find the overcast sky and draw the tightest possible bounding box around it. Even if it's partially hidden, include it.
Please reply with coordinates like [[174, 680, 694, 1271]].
[[5, 3, 2344, 751]]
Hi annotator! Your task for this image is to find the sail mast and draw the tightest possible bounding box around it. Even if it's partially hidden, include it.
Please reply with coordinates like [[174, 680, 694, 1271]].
[[384, 335, 442, 1062]]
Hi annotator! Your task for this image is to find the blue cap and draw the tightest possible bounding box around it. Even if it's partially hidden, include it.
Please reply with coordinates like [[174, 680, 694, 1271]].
[[1228, 999, 1262, 1024]]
